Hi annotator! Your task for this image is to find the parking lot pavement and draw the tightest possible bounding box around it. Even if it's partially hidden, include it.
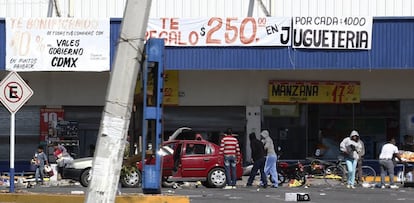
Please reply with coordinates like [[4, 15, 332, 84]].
[[0, 181, 190, 203], [170, 178, 414, 203], [2, 176, 413, 203]]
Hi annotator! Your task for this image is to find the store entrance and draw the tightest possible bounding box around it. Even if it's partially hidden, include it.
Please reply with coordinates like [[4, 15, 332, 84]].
[[309, 101, 400, 160], [262, 101, 400, 160], [261, 105, 308, 159]]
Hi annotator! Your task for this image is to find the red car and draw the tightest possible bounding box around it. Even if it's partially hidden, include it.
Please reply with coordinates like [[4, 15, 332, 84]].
[[135, 138, 243, 188]]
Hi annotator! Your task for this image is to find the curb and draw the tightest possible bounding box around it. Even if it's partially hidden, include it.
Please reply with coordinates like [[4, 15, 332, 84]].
[[0, 193, 190, 203]]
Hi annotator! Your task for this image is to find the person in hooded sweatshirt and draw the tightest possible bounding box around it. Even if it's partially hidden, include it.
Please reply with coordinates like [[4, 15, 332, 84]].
[[261, 130, 278, 188], [246, 132, 267, 187], [340, 130, 363, 189]]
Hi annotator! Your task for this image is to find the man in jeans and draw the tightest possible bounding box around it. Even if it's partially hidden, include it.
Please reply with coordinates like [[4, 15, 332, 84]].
[[220, 128, 241, 189], [246, 132, 267, 188], [261, 130, 279, 188], [379, 138, 402, 189]]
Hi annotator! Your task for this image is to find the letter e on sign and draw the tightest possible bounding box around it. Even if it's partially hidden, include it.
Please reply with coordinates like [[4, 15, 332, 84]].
[[0, 72, 33, 113]]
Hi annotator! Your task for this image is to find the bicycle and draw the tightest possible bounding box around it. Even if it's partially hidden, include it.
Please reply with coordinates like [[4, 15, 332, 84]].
[[304, 157, 376, 187], [324, 157, 376, 187], [303, 157, 344, 186]]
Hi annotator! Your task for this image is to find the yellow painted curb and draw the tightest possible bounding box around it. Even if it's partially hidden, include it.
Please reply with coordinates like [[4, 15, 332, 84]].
[[365, 176, 398, 182], [0, 193, 190, 203]]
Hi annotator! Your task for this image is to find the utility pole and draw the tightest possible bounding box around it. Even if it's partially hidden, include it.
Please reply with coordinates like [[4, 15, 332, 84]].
[[247, 0, 255, 17], [84, 0, 152, 202]]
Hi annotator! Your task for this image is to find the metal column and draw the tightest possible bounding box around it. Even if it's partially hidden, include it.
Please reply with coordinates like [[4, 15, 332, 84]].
[[141, 38, 165, 194]]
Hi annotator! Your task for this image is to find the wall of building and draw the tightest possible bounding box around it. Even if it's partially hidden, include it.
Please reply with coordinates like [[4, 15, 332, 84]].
[[178, 70, 414, 106], [0, 71, 109, 106], [2, 69, 413, 107], [2, 0, 414, 18]]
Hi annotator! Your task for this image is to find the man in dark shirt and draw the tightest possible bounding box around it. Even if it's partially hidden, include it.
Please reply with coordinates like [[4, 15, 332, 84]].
[[246, 132, 268, 187]]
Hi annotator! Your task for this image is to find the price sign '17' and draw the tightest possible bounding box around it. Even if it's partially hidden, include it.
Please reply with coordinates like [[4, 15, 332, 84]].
[[331, 84, 359, 103]]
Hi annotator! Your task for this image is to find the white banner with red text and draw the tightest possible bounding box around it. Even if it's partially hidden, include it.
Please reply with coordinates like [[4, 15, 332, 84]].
[[6, 17, 110, 72], [292, 16, 372, 50], [146, 17, 292, 46]]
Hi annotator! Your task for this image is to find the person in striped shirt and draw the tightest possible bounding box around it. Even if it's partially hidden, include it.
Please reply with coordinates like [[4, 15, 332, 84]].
[[220, 128, 241, 189]]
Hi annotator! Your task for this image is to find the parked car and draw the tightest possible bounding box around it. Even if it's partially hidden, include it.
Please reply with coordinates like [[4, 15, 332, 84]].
[[135, 138, 244, 188], [62, 127, 243, 188], [61, 157, 93, 187], [62, 156, 142, 188]]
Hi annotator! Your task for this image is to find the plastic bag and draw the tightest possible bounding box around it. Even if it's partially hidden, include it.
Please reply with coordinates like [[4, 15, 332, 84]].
[[44, 165, 54, 177]]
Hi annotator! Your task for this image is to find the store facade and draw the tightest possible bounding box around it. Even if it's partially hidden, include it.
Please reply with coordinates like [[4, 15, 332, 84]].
[[1, 17, 414, 171]]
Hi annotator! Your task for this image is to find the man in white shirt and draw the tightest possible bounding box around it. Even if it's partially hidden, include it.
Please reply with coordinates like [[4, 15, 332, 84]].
[[378, 138, 401, 189]]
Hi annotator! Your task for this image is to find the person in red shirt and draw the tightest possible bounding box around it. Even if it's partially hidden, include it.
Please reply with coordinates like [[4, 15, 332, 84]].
[[219, 128, 241, 189]]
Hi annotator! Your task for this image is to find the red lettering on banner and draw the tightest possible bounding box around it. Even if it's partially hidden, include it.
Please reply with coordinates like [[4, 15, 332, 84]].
[[188, 31, 199, 45], [170, 18, 179, 30], [206, 17, 222, 44], [258, 18, 267, 26], [146, 30, 157, 39], [159, 31, 168, 38], [10, 18, 24, 29], [146, 17, 295, 46], [160, 18, 179, 30], [160, 18, 168, 29], [145, 30, 190, 45], [169, 31, 187, 45]]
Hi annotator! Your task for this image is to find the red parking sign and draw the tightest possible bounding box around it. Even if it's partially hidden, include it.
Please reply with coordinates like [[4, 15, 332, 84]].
[[0, 72, 33, 113]]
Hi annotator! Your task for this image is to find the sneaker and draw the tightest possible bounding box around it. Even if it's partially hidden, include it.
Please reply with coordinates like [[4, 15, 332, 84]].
[[390, 185, 399, 189], [346, 184, 351, 189], [350, 185, 356, 189], [232, 186, 237, 189], [270, 185, 278, 188], [381, 185, 386, 189], [223, 185, 233, 189]]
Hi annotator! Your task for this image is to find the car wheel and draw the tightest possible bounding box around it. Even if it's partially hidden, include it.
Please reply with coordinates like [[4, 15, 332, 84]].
[[80, 168, 91, 187], [121, 168, 141, 188], [207, 168, 226, 188]]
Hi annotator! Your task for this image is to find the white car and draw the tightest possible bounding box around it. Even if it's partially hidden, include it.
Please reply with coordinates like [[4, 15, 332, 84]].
[[62, 157, 93, 187], [62, 156, 141, 188]]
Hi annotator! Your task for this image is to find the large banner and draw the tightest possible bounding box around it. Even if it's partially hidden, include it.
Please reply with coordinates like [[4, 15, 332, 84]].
[[146, 17, 292, 46], [6, 18, 110, 72], [268, 80, 360, 104], [292, 16, 372, 49]]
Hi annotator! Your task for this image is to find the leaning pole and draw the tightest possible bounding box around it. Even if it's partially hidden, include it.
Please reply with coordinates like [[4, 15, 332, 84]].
[[84, 0, 152, 202]]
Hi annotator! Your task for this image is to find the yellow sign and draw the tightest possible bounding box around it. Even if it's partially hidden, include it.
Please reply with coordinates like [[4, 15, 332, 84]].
[[268, 80, 360, 104], [163, 70, 179, 105], [135, 70, 179, 105]]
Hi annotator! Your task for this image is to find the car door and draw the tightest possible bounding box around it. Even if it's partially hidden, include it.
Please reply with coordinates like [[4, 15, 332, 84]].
[[160, 143, 176, 176], [180, 142, 215, 177]]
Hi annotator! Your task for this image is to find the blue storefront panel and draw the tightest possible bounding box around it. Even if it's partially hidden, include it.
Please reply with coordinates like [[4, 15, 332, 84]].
[[1, 17, 414, 70], [0, 20, 5, 70]]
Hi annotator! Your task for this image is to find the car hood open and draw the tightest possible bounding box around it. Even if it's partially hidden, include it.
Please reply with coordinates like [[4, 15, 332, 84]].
[[66, 157, 93, 169]]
